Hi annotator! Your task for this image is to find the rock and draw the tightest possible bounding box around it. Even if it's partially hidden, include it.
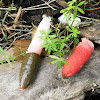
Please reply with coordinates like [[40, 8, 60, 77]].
[[0, 45, 100, 100], [0, 47, 14, 61], [80, 23, 100, 44]]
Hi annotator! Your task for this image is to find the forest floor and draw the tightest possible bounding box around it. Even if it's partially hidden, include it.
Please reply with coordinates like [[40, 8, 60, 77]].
[[0, 0, 100, 100]]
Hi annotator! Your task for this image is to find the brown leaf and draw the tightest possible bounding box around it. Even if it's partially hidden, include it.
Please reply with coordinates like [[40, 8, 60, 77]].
[[13, 39, 31, 62]]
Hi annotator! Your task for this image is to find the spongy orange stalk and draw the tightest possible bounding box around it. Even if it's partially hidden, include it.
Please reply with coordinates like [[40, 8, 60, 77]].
[[62, 38, 94, 77]]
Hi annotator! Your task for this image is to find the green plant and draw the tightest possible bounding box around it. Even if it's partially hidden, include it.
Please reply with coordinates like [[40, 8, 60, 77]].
[[66, 26, 80, 46], [39, 0, 85, 68], [39, 29, 69, 68], [6, 3, 17, 12], [40, 28, 78, 68], [60, 0, 85, 19], [0, 0, 2, 5], [0, 46, 13, 68], [39, 29, 57, 53], [0, 46, 26, 68], [60, 0, 85, 45]]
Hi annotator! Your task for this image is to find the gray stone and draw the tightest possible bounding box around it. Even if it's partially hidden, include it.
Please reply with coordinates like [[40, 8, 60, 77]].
[[80, 23, 100, 44], [0, 45, 100, 100]]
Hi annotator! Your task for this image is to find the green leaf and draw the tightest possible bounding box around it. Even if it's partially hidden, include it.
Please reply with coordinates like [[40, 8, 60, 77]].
[[52, 47, 57, 52], [60, 53, 64, 56], [0, 59, 4, 66], [62, 61, 69, 65], [67, 1, 74, 6], [47, 38, 51, 44], [40, 43, 46, 47], [53, 51, 59, 55], [66, 26, 73, 32], [58, 61, 61, 68], [67, 1, 73, 4], [60, 43, 65, 50], [63, 50, 69, 53], [60, 6, 74, 13], [73, 8, 77, 19], [48, 35, 56, 38], [20, 47, 23, 54], [47, 29, 52, 34], [67, 6, 74, 10], [40, 30, 46, 35], [0, 0, 2, 4], [48, 48, 52, 53], [22, 52, 26, 56], [77, 1, 85, 6], [45, 46, 48, 51], [77, 7, 85, 14], [49, 55, 60, 60], [0, 47, 12, 68], [73, 0, 77, 2], [4, 35, 7, 38], [50, 60, 59, 64], [39, 36, 45, 40]]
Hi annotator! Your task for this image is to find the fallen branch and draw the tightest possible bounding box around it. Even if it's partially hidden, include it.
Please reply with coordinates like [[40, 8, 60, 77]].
[[12, 7, 22, 29], [4, 25, 12, 34], [23, 0, 56, 10]]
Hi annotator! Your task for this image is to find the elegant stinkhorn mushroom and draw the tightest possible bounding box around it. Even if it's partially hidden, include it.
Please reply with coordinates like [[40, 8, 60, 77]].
[[19, 16, 51, 90], [62, 38, 94, 78]]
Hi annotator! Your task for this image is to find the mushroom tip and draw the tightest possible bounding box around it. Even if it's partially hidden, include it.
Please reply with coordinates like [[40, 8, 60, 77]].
[[20, 88, 25, 91]]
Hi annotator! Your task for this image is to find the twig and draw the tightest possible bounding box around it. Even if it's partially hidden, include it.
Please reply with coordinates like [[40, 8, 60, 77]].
[[82, 7, 100, 11], [1, 28, 7, 40], [14, 24, 32, 28], [3, 25, 12, 34], [8, 13, 16, 20], [77, 15, 100, 22], [0, 38, 4, 42], [7, 32, 21, 39], [0, 8, 17, 11], [12, 7, 22, 29], [24, 0, 55, 9], [42, 0, 56, 10], [2, 12, 8, 25], [23, 6, 49, 10], [6, 28, 32, 32], [6, 38, 17, 50], [16, 31, 33, 39], [0, 0, 56, 11], [23, 0, 56, 10], [50, 24, 60, 32]]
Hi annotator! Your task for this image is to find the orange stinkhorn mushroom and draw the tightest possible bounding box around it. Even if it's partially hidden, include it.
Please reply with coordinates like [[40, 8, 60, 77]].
[[62, 38, 94, 77]]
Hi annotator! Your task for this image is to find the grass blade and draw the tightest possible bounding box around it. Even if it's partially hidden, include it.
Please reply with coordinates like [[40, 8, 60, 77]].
[[0, 47, 13, 68]]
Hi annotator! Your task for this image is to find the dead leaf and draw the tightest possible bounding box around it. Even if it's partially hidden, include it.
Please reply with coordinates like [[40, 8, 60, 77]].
[[13, 39, 31, 62]]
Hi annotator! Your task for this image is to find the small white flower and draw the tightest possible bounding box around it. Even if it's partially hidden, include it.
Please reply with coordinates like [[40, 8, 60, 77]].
[[69, 17, 81, 27], [58, 13, 81, 27]]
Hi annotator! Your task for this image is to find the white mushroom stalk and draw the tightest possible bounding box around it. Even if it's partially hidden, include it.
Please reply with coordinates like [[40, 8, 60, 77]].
[[27, 16, 51, 55], [19, 16, 52, 90]]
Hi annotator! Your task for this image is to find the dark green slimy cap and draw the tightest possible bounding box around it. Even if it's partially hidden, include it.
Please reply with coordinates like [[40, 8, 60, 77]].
[[19, 53, 40, 90]]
